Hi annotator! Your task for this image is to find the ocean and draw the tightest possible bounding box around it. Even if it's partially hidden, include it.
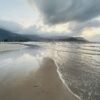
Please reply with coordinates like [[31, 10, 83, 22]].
[[0, 42, 100, 100], [53, 42, 100, 100], [23, 42, 100, 100]]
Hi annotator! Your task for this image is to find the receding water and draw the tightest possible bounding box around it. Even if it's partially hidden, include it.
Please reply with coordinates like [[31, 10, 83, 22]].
[[54, 42, 100, 100]]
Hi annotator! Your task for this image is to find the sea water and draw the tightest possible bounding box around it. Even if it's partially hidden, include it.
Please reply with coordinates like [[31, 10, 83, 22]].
[[54, 42, 100, 100], [0, 42, 100, 100]]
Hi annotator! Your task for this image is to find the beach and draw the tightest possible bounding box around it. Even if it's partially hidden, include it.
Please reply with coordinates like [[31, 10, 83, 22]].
[[0, 42, 27, 52], [0, 43, 78, 100], [0, 42, 100, 100], [0, 57, 78, 100]]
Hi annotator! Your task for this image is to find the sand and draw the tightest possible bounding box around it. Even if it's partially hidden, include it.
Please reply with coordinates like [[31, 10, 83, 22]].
[[0, 57, 78, 100], [0, 43, 26, 52]]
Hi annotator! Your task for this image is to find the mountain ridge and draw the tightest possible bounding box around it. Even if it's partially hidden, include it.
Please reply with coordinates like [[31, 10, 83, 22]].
[[0, 28, 88, 42]]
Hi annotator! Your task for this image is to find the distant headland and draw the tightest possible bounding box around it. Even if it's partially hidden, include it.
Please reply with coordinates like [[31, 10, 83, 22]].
[[0, 28, 88, 43]]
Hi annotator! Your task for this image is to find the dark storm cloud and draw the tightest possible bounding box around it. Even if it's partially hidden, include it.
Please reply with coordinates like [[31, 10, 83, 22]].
[[28, 0, 100, 24]]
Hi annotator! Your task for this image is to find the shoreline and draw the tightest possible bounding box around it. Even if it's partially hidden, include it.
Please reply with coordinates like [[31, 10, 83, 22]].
[[38, 57, 79, 100], [55, 62, 81, 100], [0, 57, 79, 100]]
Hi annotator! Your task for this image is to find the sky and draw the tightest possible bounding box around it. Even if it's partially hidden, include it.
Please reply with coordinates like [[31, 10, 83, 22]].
[[0, 0, 100, 41], [0, 0, 38, 27]]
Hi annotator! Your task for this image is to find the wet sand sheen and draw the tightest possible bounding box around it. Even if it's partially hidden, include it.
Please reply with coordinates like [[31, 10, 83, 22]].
[[0, 57, 78, 100]]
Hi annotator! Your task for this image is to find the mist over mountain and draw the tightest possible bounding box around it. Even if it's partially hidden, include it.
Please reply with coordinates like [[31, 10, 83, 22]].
[[0, 20, 99, 42], [0, 28, 30, 42], [0, 20, 94, 42], [0, 27, 88, 42], [0, 20, 23, 34]]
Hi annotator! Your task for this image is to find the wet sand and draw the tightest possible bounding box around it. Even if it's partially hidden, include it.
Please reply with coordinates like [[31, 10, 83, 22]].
[[0, 43, 26, 52], [0, 57, 78, 100]]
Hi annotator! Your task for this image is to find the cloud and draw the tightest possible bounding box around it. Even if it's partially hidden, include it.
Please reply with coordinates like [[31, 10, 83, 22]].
[[0, 20, 23, 33], [22, 25, 39, 34], [69, 20, 100, 35], [90, 34, 100, 42], [28, 0, 100, 24]]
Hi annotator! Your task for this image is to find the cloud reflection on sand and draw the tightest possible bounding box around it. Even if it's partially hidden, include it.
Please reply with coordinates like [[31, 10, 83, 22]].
[[0, 51, 40, 86]]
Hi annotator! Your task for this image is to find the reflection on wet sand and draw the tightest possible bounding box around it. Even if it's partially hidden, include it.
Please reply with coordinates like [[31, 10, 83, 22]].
[[0, 52, 78, 100], [1, 42, 100, 100]]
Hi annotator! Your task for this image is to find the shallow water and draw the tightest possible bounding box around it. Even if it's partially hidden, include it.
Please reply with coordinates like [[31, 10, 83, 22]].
[[54, 42, 100, 100], [0, 42, 100, 100]]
